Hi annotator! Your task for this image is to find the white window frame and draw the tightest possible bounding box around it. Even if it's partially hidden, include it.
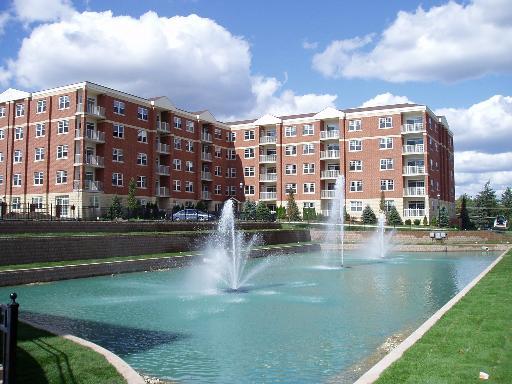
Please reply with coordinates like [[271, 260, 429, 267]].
[[56, 145, 68, 159], [303, 124, 314, 136], [112, 172, 123, 187], [379, 137, 393, 149], [186, 120, 194, 132], [185, 181, 194, 193], [244, 185, 255, 195], [14, 127, 23, 140], [173, 159, 182, 170], [244, 148, 255, 158], [36, 100, 46, 114], [112, 148, 124, 163], [303, 143, 315, 155], [13, 174, 22, 187], [113, 124, 124, 139], [57, 120, 69, 134], [380, 179, 395, 191], [380, 158, 394, 170], [350, 201, 363, 212], [15, 104, 24, 117], [173, 180, 181, 191], [349, 139, 362, 152], [56, 170, 68, 184], [33, 172, 44, 186], [350, 180, 363, 192], [137, 129, 148, 143], [303, 163, 315, 174], [174, 117, 182, 129], [303, 183, 315, 194], [379, 116, 393, 129], [285, 164, 297, 175], [113, 100, 125, 115], [349, 160, 362, 172], [138, 106, 148, 121], [244, 166, 255, 177], [58, 95, 70, 110], [13, 150, 22, 163], [186, 161, 194, 173], [34, 147, 45, 162], [35, 123, 45, 137], [137, 176, 147, 188], [174, 137, 182, 150], [137, 153, 147, 166], [348, 120, 361, 132], [285, 145, 297, 156], [244, 130, 255, 140], [285, 126, 297, 137]]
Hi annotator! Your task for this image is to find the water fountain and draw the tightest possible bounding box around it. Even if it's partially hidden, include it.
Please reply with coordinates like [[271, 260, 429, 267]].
[[323, 176, 346, 267], [364, 211, 393, 259]]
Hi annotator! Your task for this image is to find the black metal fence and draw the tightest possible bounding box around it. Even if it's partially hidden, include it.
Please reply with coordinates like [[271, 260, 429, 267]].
[[1, 293, 18, 384]]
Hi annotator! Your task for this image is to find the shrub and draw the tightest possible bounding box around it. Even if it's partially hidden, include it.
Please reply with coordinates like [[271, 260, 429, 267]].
[[404, 219, 412, 226], [413, 218, 421, 226], [423, 215, 428, 226], [256, 201, 272, 221], [303, 208, 316, 221]]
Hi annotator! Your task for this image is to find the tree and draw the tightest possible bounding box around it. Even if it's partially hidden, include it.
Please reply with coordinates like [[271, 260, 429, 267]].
[[362, 205, 377, 224], [276, 205, 287, 220], [439, 206, 449, 227], [423, 215, 428, 226], [501, 187, 512, 222], [379, 191, 386, 213], [126, 178, 137, 218], [286, 190, 301, 221], [387, 206, 403, 226], [460, 194, 473, 230], [303, 207, 316, 221], [196, 200, 208, 212], [242, 200, 257, 220], [344, 206, 350, 222], [474, 181, 498, 228], [108, 195, 123, 220], [255, 201, 272, 221]]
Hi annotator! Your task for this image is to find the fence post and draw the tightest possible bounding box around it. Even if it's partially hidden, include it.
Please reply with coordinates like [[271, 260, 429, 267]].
[[3, 293, 19, 384]]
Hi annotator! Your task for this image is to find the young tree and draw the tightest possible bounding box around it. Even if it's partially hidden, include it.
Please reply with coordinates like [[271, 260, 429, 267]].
[[423, 215, 428, 226], [276, 205, 287, 220], [387, 206, 403, 226], [126, 178, 137, 218], [303, 207, 316, 221], [286, 190, 301, 221], [501, 187, 512, 222], [379, 191, 386, 212], [439, 206, 449, 227], [362, 205, 377, 224], [474, 181, 498, 228], [108, 195, 123, 220], [460, 194, 473, 230], [242, 200, 257, 220], [255, 201, 272, 221]]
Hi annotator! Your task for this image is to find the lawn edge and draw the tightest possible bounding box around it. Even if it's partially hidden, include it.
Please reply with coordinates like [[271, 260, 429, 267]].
[[20, 318, 145, 384], [354, 247, 511, 384]]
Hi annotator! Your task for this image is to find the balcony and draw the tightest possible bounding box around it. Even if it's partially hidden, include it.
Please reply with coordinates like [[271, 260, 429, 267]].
[[259, 173, 277, 182], [155, 142, 170, 154], [402, 144, 424, 154], [259, 192, 277, 200], [403, 166, 426, 175], [201, 152, 212, 162], [259, 136, 277, 144], [403, 187, 426, 196], [202, 191, 212, 200], [75, 129, 105, 143], [321, 170, 340, 179], [201, 132, 212, 142], [76, 103, 106, 119], [320, 150, 340, 160], [156, 121, 170, 134], [73, 180, 103, 192], [320, 130, 340, 140], [403, 208, 426, 217], [401, 123, 425, 134], [260, 154, 277, 163], [201, 171, 213, 181], [321, 190, 336, 199], [156, 186, 170, 197], [156, 165, 170, 176], [74, 154, 105, 168]]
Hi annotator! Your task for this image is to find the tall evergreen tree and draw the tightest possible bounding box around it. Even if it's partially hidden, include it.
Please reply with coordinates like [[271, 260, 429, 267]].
[[242, 200, 257, 220], [362, 205, 377, 224], [255, 201, 272, 221], [286, 190, 301, 221], [474, 181, 498, 228], [460, 194, 473, 230], [439, 206, 449, 227], [501, 187, 512, 222], [126, 178, 137, 218], [108, 195, 123, 220], [387, 206, 403, 226]]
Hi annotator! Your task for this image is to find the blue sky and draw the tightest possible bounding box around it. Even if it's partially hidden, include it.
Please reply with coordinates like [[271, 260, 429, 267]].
[[0, 0, 511, 196]]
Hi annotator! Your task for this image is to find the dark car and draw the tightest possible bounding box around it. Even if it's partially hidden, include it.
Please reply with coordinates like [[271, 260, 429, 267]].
[[168, 209, 216, 221]]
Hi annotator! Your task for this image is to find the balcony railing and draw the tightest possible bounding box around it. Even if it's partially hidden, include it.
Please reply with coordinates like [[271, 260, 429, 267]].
[[321, 170, 340, 179], [201, 171, 213, 181], [156, 186, 170, 197], [74, 129, 106, 143], [73, 180, 103, 192], [202, 191, 212, 200], [321, 190, 336, 199], [201, 133, 212, 142], [320, 130, 340, 140], [201, 152, 212, 161], [155, 142, 170, 154], [74, 154, 105, 168], [403, 187, 426, 196], [320, 150, 340, 159], [259, 136, 277, 144], [403, 208, 426, 217], [403, 165, 426, 175], [259, 192, 277, 200], [156, 165, 170, 175], [259, 173, 277, 182], [402, 144, 424, 154], [77, 103, 106, 119], [157, 121, 170, 134], [401, 123, 425, 133], [260, 154, 277, 163]]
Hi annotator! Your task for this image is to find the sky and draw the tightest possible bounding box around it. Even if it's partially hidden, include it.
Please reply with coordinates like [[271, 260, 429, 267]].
[[0, 0, 511, 198]]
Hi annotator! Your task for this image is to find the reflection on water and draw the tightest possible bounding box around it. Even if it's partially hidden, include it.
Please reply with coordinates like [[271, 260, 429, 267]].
[[1, 251, 498, 383]]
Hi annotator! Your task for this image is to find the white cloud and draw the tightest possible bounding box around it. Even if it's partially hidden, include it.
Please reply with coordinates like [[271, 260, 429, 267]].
[[13, 0, 75, 24], [302, 39, 318, 50], [0, 11, 10, 35], [360, 92, 413, 107], [312, 0, 512, 82]]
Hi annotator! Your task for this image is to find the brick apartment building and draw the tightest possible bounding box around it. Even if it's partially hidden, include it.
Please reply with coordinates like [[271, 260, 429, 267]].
[[0, 81, 454, 221]]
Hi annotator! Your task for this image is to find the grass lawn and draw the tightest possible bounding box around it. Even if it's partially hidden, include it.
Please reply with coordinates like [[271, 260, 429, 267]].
[[16, 321, 126, 384], [375, 249, 512, 384]]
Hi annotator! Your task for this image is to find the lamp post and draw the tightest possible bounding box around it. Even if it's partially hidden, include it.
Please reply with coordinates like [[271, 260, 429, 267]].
[[437, 193, 441, 228]]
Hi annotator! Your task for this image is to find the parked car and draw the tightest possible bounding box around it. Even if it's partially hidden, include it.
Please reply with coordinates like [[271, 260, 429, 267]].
[[168, 209, 217, 221]]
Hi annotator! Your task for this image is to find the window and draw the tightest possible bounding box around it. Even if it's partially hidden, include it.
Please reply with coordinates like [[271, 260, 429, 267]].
[[226, 132, 236, 142], [113, 100, 125, 115], [185, 181, 194, 193], [244, 130, 255, 140], [13, 174, 22, 187], [227, 149, 236, 160], [35, 123, 45, 137], [137, 176, 147, 188], [244, 185, 255, 195], [112, 148, 124, 162], [137, 153, 147, 165], [303, 124, 314, 135], [113, 124, 124, 138], [112, 172, 123, 187], [11, 197, 21, 209], [32, 197, 44, 209], [0, 175, 3, 185], [137, 129, 148, 143], [348, 120, 361, 131], [186, 140, 194, 152], [303, 183, 315, 194], [350, 180, 363, 192], [244, 148, 255, 158], [285, 164, 297, 175], [0, 152, 3, 162], [186, 161, 194, 172], [173, 180, 181, 191], [35, 147, 45, 161], [16, 104, 24, 117], [174, 117, 182, 129], [173, 159, 182, 170], [13, 150, 22, 163], [384, 200, 395, 212], [56, 145, 68, 159], [215, 147, 222, 158], [349, 160, 362, 171], [285, 145, 297, 156], [214, 128, 222, 139], [379, 116, 392, 129], [285, 126, 296, 137], [227, 168, 236, 178], [58, 95, 70, 109], [36, 100, 46, 113], [381, 179, 394, 191], [303, 163, 315, 174], [303, 143, 315, 154], [186, 120, 194, 132], [34, 172, 44, 185], [138, 107, 148, 121], [379, 137, 393, 149], [350, 201, 363, 212], [244, 167, 255, 177], [174, 137, 182, 150], [0, 107, 5, 117], [303, 202, 314, 209], [349, 139, 362, 151], [215, 185, 222, 195], [0, 129, 4, 139], [215, 166, 222, 176], [380, 158, 394, 170], [15, 127, 23, 140], [286, 183, 297, 194], [56, 170, 67, 184], [57, 120, 69, 134]]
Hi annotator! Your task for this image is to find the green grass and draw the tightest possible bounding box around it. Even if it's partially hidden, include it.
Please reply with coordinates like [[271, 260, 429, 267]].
[[16, 321, 126, 384], [375, 249, 512, 384]]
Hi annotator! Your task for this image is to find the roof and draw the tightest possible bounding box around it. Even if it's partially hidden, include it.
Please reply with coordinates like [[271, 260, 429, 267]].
[[342, 103, 420, 113]]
